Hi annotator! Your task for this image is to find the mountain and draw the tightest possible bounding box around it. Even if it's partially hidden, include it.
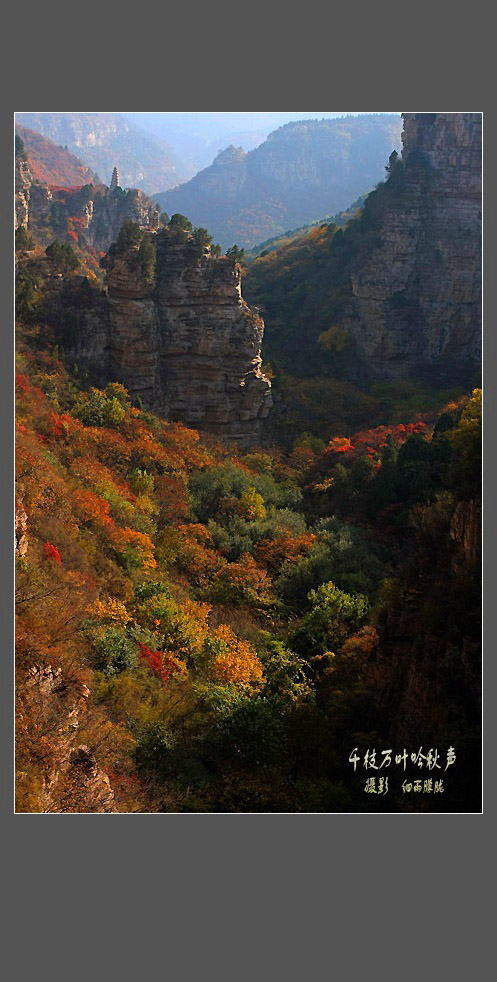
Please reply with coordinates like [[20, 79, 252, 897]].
[[15, 113, 188, 194], [16, 126, 100, 187], [153, 115, 403, 249], [245, 113, 482, 391]]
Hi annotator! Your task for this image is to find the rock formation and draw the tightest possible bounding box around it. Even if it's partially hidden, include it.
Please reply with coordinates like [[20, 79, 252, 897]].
[[342, 112, 482, 384], [15, 152, 34, 230], [55, 230, 273, 447], [22, 665, 116, 813]]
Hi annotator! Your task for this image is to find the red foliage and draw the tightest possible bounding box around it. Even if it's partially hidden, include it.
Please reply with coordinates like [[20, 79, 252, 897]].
[[324, 421, 429, 468], [43, 541, 61, 564], [137, 643, 177, 683], [16, 372, 30, 395]]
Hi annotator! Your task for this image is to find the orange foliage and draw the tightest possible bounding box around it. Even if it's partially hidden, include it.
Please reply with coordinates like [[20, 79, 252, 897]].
[[254, 531, 317, 575]]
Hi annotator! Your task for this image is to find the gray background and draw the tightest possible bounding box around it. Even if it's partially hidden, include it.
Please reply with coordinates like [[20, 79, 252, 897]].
[[2, 2, 492, 977]]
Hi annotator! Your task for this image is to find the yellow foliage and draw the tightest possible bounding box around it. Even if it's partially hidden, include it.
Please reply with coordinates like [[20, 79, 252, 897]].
[[318, 325, 349, 352], [209, 625, 265, 691], [121, 527, 157, 570], [237, 486, 266, 520], [88, 598, 132, 626]]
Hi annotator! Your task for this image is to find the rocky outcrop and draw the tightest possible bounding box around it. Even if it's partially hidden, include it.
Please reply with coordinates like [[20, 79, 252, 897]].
[[15, 154, 34, 229], [57, 231, 272, 447], [450, 498, 481, 567], [342, 112, 482, 384], [21, 665, 116, 813], [83, 186, 160, 251], [15, 499, 28, 557]]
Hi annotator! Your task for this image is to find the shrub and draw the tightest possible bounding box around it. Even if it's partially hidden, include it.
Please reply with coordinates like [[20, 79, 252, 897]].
[[93, 627, 137, 676], [292, 581, 369, 656], [45, 240, 79, 273]]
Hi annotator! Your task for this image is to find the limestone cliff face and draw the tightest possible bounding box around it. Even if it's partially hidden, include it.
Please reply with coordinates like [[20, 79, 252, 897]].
[[343, 112, 482, 384], [15, 154, 36, 229], [60, 232, 272, 447], [79, 186, 161, 251]]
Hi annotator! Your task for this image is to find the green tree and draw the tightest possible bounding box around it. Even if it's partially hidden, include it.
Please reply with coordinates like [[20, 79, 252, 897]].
[[226, 244, 245, 264], [448, 389, 482, 499], [45, 240, 79, 273], [296, 581, 369, 655], [115, 220, 143, 254], [129, 468, 155, 497], [169, 213, 193, 232], [15, 134, 27, 160], [134, 234, 156, 285], [193, 227, 213, 257], [15, 226, 34, 251]]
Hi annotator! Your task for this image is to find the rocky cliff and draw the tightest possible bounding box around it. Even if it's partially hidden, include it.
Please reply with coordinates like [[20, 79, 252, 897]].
[[19, 665, 116, 813], [245, 112, 482, 389], [60, 184, 161, 252], [15, 155, 32, 230], [342, 112, 482, 384], [55, 230, 272, 447]]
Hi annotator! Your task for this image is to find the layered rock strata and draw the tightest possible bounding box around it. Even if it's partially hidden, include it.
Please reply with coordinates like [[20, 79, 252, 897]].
[[342, 112, 482, 384], [58, 233, 272, 447]]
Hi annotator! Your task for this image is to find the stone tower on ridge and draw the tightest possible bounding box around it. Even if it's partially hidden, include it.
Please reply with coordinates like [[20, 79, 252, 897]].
[[110, 166, 120, 189]]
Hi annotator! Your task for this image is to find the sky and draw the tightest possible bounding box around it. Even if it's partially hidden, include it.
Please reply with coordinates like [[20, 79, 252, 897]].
[[122, 112, 401, 173]]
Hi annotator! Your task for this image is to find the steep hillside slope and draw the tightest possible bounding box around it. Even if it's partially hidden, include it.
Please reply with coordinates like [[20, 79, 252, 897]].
[[153, 115, 403, 249], [16, 126, 100, 187], [15, 112, 188, 194]]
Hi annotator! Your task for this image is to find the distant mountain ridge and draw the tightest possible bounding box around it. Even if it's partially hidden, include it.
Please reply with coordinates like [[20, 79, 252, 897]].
[[15, 113, 188, 194], [153, 115, 403, 249]]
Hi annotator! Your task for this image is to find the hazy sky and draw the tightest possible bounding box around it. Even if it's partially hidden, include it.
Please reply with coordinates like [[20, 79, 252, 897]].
[[122, 112, 401, 172], [123, 112, 400, 140]]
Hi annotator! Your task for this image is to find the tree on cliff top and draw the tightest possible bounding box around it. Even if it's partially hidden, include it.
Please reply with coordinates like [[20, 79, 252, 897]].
[[45, 240, 78, 273], [169, 213, 193, 232], [226, 244, 245, 265], [115, 220, 144, 254]]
